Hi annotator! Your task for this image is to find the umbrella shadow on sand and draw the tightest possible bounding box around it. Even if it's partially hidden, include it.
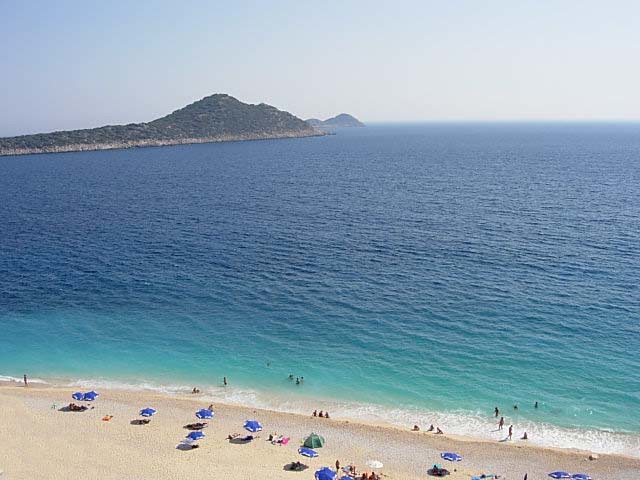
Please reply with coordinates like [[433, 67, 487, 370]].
[[283, 462, 309, 472]]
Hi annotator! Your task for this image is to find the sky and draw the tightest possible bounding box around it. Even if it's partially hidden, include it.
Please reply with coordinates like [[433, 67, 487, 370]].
[[1, 0, 639, 135]]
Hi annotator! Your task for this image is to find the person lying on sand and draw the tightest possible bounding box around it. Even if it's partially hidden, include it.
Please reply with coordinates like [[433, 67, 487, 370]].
[[287, 461, 306, 471], [67, 403, 88, 412], [102, 415, 113, 421], [184, 422, 208, 430]]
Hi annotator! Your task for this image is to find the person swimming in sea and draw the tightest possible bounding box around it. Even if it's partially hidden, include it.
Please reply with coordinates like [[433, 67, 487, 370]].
[[289, 374, 294, 380], [534, 401, 538, 409], [296, 377, 300, 385], [513, 404, 518, 410]]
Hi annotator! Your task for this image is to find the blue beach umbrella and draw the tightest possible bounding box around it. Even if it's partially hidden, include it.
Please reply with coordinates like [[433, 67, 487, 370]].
[[244, 420, 262, 432], [195, 408, 213, 419], [139, 407, 157, 417], [186, 431, 205, 441], [441, 452, 462, 462], [83, 391, 99, 401], [299, 447, 319, 458], [315, 467, 337, 480], [72, 392, 84, 400], [571, 475, 591, 480], [549, 472, 571, 479]]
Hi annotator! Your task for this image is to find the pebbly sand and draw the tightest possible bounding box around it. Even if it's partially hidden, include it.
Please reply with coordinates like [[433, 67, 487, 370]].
[[0, 385, 638, 480]]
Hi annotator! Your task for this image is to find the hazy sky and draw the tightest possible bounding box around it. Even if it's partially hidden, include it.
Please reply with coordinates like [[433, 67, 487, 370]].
[[1, 0, 639, 135]]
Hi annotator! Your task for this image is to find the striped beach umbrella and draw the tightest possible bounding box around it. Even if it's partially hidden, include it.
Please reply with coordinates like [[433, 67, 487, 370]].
[[298, 447, 319, 458], [244, 420, 262, 432], [441, 452, 462, 462], [195, 408, 213, 419], [186, 430, 205, 441]]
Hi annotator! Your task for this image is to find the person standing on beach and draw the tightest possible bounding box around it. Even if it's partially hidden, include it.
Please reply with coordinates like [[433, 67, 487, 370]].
[[336, 460, 340, 472], [508, 424, 513, 440], [498, 416, 504, 430], [23, 374, 28, 387]]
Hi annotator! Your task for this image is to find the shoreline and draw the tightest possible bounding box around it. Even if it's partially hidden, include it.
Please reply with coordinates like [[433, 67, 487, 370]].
[[0, 129, 327, 157], [1, 385, 639, 479], [2, 374, 638, 460]]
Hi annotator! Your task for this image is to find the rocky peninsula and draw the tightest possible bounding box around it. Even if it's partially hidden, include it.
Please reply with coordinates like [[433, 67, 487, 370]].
[[0, 94, 325, 156]]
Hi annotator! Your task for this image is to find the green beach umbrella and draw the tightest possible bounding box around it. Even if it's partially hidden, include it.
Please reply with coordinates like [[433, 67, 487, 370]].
[[304, 433, 325, 448]]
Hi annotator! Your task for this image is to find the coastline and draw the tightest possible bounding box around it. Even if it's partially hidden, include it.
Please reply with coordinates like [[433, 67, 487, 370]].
[[1, 384, 639, 480], [0, 129, 326, 157]]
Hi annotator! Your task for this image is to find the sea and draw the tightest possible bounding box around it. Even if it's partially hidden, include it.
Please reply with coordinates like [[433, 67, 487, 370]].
[[1, 123, 639, 457]]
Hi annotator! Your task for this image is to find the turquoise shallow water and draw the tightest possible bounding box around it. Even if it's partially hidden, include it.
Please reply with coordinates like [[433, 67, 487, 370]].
[[1, 124, 639, 455]]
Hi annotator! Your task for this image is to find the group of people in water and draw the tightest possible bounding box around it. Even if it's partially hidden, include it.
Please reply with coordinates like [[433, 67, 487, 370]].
[[191, 377, 228, 394], [312, 409, 330, 419], [494, 402, 537, 441], [289, 374, 304, 385], [412, 424, 444, 434]]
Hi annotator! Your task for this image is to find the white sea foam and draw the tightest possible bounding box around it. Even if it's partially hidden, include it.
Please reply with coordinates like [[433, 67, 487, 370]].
[[0, 374, 48, 385], [6, 373, 639, 458]]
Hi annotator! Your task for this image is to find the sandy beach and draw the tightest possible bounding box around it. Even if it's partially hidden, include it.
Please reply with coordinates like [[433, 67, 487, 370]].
[[1, 385, 637, 480]]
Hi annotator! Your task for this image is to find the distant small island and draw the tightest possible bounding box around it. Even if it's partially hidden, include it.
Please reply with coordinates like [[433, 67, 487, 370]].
[[0, 94, 325, 156], [306, 113, 365, 129]]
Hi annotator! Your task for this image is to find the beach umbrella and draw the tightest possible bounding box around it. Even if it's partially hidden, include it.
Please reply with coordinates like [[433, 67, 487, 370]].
[[298, 447, 319, 458], [83, 391, 99, 401], [139, 407, 157, 417], [244, 420, 262, 432], [304, 433, 325, 448], [315, 467, 337, 480], [549, 473, 571, 479], [186, 431, 205, 441], [195, 408, 213, 419], [441, 452, 462, 462], [72, 392, 84, 400], [571, 475, 591, 480], [368, 460, 384, 469]]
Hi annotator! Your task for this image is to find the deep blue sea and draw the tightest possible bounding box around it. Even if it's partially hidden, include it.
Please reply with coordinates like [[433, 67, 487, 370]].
[[1, 124, 639, 456]]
